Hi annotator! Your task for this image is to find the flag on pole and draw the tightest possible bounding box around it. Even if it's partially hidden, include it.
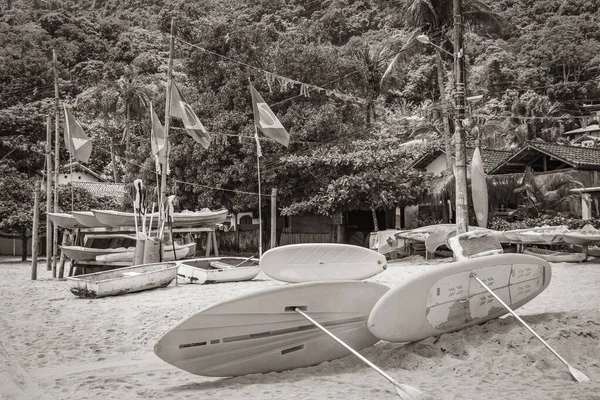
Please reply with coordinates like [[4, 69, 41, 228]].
[[150, 104, 170, 174], [63, 105, 92, 163], [170, 81, 211, 149], [249, 82, 289, 147]]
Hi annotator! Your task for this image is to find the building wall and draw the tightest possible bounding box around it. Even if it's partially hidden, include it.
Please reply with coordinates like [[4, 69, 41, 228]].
[[425, 154, 448, 175], [58, 172, 99, 185]]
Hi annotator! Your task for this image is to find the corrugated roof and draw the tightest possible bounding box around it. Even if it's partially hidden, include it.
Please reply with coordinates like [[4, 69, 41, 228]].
[[563, 124, 600, 136], [490, 143, 600, 174]]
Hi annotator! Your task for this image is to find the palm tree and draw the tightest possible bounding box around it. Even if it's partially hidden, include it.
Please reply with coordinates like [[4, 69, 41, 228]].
[[382, 0, 503, 170], [116, 66, 150, 153]]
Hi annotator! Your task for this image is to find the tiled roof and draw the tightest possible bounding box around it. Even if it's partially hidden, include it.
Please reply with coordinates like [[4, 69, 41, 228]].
[[490, 143, 600, 174], [72, 182, 126, 202], [413, 147, 513, 174]]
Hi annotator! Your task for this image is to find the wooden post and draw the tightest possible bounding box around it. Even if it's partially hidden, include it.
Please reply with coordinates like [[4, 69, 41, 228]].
[[52, 49, 60, 277], [58, 231, 69, 279], [31, 179, 41, 280], [270, 188, 277, 249], [335, 211, 344, 244], [211, 229, 219, 256], [45, 115, 53, 270]]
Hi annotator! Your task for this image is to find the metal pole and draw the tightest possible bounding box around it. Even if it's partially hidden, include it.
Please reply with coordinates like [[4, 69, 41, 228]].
[[159, 18, 175, 242], [270, 188, 277, 249], [45, 115, 52, 270], [52, 49, 60, 277], [453, 0, 469, 234], [256, 129, 263, 258]]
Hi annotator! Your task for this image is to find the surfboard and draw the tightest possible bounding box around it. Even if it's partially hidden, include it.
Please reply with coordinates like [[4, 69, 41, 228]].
[[471, 147, 488, 228], [367, 253, 551, 343], [260, 243, 387, 283], [154, 281, 389, 377]]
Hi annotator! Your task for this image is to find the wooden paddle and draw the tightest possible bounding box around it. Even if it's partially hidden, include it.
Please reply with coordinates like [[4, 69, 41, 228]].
[[295, 308, 423, 399], [470, 273, 590, 383]]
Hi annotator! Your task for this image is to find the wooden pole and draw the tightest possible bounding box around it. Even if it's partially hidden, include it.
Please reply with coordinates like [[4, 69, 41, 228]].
[[453, 0, 469, 234], [270, 188, 277, 249], [45, 115, 52, 270], [52, 49, 60, 277], [159, 18, 175, 241], [31, 179, 41, 280]]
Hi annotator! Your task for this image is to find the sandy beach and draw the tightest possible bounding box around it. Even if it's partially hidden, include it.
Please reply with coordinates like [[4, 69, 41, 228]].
[[1, 255, 599, 400]]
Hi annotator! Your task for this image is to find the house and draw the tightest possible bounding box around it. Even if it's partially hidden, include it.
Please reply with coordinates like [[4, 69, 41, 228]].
[[562, 124, 600, 143], [407, 147, 513, 227], [59, 161, 106, 185]]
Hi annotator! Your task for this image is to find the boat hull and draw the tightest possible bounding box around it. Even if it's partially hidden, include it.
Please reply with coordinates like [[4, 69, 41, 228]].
[[67, 262, 178, 298], [177, 257, 260, 284], [48, 212, 81, 230]]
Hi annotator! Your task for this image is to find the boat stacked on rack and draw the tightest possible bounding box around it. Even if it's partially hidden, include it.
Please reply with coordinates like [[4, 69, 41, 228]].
[[91, 208, 228, 229]]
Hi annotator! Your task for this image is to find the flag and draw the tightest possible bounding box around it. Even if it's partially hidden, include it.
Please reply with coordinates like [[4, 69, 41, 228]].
[[150, 104, 170, 174], [170, 81, 211, 149], [249, 82, 290, 147], [63, 105, 92, 163]]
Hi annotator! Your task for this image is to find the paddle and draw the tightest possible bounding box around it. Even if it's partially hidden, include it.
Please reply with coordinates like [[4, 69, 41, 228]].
[[167, 195, 177, 261], [295, 308, 423, 399], [470, 273, 591, 383]]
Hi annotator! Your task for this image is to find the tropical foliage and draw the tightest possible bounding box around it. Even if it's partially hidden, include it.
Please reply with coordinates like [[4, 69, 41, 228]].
[[1, 0, 599, 236]]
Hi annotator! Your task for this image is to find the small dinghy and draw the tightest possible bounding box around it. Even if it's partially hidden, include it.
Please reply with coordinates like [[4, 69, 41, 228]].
[[67, 262, 178, 298], [177, 257, 260, 284]]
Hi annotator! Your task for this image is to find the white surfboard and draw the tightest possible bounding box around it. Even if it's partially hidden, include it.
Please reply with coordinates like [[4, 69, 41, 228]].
[[260, 243, 387, 283], [367, 253, 551, 343], [154, 281, 389, 377]]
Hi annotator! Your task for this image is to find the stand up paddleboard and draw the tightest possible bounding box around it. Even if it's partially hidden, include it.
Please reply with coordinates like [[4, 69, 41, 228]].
[[154, 281, 389, 377], [260, 243, 387, 283], [367, 253, 551, 343]]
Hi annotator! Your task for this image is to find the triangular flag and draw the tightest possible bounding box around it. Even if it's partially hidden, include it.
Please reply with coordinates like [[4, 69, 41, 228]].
[[150, 104, 169, 174], [63, 105, 92, 163], [170, 81, 211, 149], [249, 82, 290, 147]]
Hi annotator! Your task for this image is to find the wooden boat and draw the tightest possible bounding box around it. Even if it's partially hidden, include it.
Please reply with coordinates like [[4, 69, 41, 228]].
[[563, 225, 600, 245], [48, 212, 81, 230], [95, 242, 196, 263], [67, 262, 179, 298], [92, 209, 228, 228], [71, 211, 109, 228], [523, 247, 586, 263], [92, 209, 159, 228], [60, 245, 135, 261], [176, 257, 260, 284]]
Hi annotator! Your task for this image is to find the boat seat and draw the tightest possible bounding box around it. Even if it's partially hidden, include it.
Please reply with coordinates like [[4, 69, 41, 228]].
[[447, 230, 503, 260], [209, 261, 235, 270]]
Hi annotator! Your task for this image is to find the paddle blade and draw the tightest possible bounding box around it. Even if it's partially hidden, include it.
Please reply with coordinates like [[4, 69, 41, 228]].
[[394, 383, 423, 399], [569, 365, 591, 383]]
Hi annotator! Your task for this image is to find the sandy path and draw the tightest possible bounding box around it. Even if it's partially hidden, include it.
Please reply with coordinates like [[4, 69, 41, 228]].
[[0, 256, 598, 400]]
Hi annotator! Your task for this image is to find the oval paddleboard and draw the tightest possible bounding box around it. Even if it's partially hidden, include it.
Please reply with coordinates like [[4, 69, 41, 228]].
[[154, 281, 389, 377], [367, 253, 551, 343], [260, 243, 387, 283], [471, 147, 488, 228]]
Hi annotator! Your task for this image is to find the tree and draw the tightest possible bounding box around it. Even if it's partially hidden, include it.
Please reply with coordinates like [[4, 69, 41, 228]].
[[0, 163, 36, 261], [382, 0, 503, 170]]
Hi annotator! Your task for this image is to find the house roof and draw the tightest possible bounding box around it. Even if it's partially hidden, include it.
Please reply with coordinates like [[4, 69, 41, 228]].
[[60, 161, 106, 182], [413, 147, 513, 174], [72, 182, 126, 202], [563, 124, 600, 136], [490, 143, 600, 174]]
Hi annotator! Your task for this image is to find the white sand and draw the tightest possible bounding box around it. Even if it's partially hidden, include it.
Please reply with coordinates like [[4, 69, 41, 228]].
[[1, 255, 599, 400]]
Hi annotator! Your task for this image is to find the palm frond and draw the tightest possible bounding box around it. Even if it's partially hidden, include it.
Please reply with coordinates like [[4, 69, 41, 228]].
[[380, 29, 423, 93]]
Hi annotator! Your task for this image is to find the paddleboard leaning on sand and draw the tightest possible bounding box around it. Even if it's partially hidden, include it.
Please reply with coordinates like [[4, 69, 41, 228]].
[[154, 281, 423, 398]]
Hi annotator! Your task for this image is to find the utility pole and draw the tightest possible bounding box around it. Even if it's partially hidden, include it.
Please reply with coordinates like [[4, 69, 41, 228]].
[[453, 0, 469, 234]]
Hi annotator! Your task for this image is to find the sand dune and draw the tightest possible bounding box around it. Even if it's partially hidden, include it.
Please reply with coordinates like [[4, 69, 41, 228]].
[[0, 255, 598, 399]]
